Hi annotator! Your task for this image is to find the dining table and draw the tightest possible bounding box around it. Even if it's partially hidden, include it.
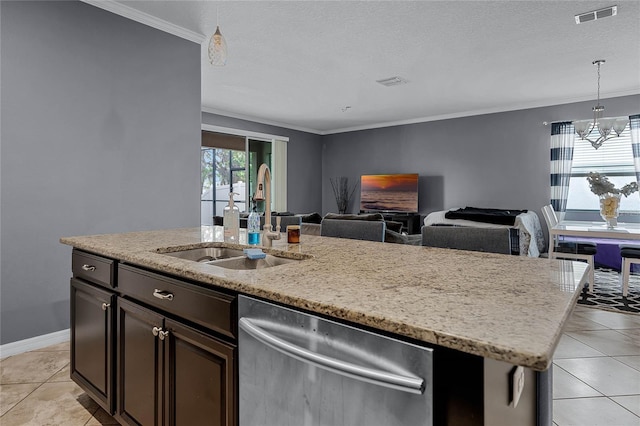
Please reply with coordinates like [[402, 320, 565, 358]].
[[549, 221, 640, 291]]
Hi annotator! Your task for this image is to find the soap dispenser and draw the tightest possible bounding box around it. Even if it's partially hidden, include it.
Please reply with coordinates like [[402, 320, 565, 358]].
[[247, 200, 261, 246], [223, 192, 240, 242]]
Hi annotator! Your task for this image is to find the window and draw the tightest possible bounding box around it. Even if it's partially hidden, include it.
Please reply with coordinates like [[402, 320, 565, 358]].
[[200, 126, 288, 225], [566, 127, 639, 213], [201, 147, 247, 225]]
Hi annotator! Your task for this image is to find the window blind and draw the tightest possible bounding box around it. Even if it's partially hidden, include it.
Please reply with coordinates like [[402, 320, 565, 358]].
[[571, 127, 634, 175]]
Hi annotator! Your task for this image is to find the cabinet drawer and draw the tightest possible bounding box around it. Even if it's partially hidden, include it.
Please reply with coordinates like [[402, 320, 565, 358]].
[[72, 250, 115, 289], [118, 264, 235, 339]]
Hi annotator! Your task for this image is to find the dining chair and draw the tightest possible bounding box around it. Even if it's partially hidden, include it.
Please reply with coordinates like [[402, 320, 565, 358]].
[[421, 226, 512, 254], [541, 204, 596, 291], [320, 218, 386, 242], [620, 244, 640, 298]]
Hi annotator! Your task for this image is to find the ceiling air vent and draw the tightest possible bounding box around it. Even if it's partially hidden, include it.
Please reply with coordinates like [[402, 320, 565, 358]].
[[575, 5, 617, 24], [376, 76, 408, 87]]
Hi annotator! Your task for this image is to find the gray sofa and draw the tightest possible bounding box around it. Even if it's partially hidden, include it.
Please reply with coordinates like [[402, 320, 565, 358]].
[[421, 226, 513, 254], [231, 212, 423, 245]]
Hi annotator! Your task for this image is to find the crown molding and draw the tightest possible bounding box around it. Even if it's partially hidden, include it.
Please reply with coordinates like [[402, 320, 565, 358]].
[[205, 89, 639, 136], [322, 89, 640, 135], [81, 0, 206, 44], [201, 107, 324, 135]]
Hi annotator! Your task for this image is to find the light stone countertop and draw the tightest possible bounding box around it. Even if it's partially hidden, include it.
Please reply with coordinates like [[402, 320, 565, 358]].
[[60, 226, 587, 371]]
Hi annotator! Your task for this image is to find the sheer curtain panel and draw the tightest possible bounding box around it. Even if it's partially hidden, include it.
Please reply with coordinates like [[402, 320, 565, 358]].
[[550, 122, 576, 219], [630, 114, 640, 183]]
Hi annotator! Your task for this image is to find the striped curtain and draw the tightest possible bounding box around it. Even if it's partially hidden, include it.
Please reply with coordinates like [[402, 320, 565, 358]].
[[550, 122, 575, 217], [630, 114, 640, 183]]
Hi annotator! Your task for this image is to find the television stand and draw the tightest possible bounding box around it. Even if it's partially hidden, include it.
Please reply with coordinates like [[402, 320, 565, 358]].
[[381, 213, 421, 235]]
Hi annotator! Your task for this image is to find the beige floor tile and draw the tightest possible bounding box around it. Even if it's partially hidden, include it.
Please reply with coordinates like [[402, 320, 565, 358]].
[[562, 312, 611, 332], [566, 330, 640, 357], [47, 364, 71, 383], [84, 407, 119, 425], [0, 351, 69, 384], [0, 383, 40, 416], [33, 342, 70, 352], [0, 381, 98, 426], [612, 395, 640, 417], [553, 334, 606, 359], [554, 397, 640, 426], [552, 364, 602, 399], [615, 356, 640, 372], [576, 309, 640, 330], [554, 357, 640, 396]]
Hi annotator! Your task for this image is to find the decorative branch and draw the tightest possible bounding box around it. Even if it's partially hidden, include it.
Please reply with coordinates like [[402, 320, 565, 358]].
[[586, 172, 638, 197], [330, 177, 358, 214]]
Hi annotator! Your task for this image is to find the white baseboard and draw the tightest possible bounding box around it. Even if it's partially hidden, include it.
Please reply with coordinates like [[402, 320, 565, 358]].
[[0, 329, 70, 359]]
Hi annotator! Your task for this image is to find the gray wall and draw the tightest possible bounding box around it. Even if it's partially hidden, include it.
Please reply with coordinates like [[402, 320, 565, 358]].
[[201, 113, 323, 215], [0, 1, 201, 344], [321, 95, 640, 226]]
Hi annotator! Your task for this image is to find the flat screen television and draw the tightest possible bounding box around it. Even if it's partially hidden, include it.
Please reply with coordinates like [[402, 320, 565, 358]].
[[360, 173, 419, 213]]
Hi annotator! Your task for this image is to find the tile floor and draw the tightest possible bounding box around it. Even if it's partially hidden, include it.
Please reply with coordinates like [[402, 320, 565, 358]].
[[0, 342, 117, 425], [553, 305, 640, 426], [0, 306, 638, 425]]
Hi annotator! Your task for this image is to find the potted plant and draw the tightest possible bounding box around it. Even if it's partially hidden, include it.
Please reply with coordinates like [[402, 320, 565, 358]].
[[330, 177, 358, 214]]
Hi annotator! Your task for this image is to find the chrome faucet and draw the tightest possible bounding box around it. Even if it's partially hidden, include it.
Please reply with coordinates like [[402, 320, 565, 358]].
[[253, 163, 281, 247]]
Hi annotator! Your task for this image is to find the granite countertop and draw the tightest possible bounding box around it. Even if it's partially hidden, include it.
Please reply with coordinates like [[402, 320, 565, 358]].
[[60, 226, 586, 371]]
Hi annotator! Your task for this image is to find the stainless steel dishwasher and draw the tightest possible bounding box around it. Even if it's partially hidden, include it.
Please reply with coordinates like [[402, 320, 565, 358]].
[[238, 295, 433, 426]]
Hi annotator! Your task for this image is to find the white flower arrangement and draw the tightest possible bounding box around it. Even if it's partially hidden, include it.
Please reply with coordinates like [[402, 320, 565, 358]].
[[586, 172, 638, 197]]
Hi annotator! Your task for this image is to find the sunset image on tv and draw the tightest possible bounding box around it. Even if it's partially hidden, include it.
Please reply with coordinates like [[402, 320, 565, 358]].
[[360, 174, 418, 213]]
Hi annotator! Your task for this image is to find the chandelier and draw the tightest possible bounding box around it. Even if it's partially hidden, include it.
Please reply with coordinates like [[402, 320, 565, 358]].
[[573, 59, 628, 149], [208, 9, 228, 66]]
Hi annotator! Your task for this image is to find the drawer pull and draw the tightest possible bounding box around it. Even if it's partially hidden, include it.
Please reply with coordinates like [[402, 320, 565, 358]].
[[152, 326, 162, 336], [153, 289, 174, 301], [82, 264, 96, 271], [101, 303, 110, 311], [159, 330, 170, 341]]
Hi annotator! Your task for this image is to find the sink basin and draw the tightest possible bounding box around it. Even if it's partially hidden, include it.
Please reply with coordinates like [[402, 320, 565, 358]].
[[162, 247, 245, 262], [208, 255, 299, 270], [159, 245, 306, 270]]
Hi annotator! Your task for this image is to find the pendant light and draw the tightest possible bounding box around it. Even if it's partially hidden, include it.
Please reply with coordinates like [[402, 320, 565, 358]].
[[208, 8, 228, 66], [573, 60, 629, 149]]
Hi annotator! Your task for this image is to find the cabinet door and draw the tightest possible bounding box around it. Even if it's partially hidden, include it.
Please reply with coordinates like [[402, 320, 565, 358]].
[[117, 298, 163, 426], [70, 278, 115, 414], [164, 318, 236, 426]]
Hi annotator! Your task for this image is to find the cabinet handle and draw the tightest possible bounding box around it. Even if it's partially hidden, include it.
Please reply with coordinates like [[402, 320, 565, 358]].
[[158, 330, 169, 341], [101, 303, 110, 311], [153, 289, 174, 301], [82, 264, 96, 271], [152, 326, 162, 336]]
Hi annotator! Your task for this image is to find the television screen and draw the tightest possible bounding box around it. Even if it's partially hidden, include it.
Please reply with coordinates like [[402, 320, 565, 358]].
[[360, 173, 419, 213]]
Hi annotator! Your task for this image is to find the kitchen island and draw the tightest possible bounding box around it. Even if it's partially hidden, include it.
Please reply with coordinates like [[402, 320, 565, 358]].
[[61, 226, 587, 425]]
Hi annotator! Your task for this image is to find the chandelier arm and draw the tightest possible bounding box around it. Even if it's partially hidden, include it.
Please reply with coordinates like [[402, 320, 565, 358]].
[[580, 133, 618, 150]]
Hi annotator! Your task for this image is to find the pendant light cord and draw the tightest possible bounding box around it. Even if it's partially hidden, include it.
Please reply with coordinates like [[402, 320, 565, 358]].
[[596, 61, 601, 106]]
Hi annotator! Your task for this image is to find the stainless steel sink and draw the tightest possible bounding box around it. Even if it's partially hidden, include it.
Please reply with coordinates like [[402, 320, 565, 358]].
[[159, 246, 306, 270], [162, 247, 245, 262], [208, 255, 299, 270]]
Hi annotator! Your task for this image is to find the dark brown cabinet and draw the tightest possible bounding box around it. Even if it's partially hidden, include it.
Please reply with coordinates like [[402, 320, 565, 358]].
[[116, 298, 236, 426], [116, 298, 162, 425], [165, 318, 235, 426], [69, 250, 238, 426], [70, 250, 117, 415]]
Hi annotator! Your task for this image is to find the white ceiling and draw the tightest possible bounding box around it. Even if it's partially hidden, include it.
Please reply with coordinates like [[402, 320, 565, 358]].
[[109, 1, 640, 134]]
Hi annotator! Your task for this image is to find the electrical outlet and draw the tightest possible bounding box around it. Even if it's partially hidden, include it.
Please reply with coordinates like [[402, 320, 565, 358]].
[[510, 366, 525, 408]]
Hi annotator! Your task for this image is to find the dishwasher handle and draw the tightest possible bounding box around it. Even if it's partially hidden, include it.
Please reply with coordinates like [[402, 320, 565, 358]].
[[239, 317, 425, 395]]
